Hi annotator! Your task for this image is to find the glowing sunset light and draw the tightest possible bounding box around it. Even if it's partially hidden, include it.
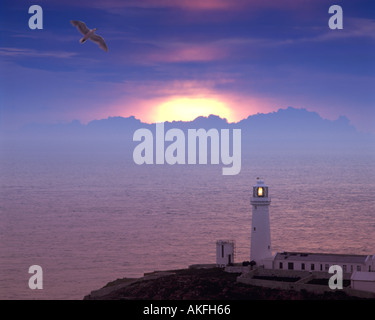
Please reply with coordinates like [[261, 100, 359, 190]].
[[152, 97, 233, 123]]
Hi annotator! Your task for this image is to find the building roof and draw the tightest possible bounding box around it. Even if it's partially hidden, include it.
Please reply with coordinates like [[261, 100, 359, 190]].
[[274, 252, 368, 264]]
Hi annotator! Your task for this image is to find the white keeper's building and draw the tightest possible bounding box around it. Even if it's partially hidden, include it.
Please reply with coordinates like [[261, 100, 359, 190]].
[[273, 251, 375, 274], [216, 179, 375, 294]]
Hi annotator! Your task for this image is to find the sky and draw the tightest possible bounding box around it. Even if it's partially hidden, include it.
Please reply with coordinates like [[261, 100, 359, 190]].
[[0, 0, 374, 132]]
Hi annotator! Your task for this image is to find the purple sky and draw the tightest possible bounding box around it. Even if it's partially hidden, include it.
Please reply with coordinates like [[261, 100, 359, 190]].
[[0, 0, 374, 132]]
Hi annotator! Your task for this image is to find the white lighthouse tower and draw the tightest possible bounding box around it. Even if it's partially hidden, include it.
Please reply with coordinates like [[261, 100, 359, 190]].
[[250, 178, 272, 266]]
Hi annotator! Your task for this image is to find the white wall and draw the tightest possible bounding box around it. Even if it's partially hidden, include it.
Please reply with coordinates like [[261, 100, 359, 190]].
[[250, 203, 272, 262], [352, 280, 375, 293], [275, 259, 364, 275], [216, 241, 234, 266]]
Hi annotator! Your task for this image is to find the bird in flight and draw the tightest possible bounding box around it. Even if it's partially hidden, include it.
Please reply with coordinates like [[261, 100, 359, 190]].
[[70, 20, 108, 52]]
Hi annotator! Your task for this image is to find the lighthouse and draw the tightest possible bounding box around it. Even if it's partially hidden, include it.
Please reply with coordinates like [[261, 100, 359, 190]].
[[250, 179, 272, 265]]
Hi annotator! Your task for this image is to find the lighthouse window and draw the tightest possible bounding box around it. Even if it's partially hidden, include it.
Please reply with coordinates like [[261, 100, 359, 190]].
[[257, 187, 264, 197], [356, 265, 361, 271]]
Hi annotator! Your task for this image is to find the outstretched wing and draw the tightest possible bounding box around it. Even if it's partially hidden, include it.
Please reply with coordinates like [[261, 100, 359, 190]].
[[89, 34, 109, 52], [70, 20, 90, 35]]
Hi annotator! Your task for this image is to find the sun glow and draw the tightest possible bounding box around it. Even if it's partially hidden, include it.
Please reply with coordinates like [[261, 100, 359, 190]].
[[153, 97, 232, 122]]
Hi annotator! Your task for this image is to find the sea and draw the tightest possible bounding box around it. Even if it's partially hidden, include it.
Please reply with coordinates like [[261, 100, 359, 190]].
[[1, 139, 375, 299]]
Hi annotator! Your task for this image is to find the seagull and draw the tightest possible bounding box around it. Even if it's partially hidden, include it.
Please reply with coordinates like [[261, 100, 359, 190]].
[[70, 20, 108, 52]]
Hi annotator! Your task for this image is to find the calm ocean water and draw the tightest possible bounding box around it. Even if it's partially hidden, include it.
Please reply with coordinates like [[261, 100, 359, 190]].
[[1, 141, 375, 299]]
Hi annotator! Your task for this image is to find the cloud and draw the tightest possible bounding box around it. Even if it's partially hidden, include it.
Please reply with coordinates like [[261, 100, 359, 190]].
[[112, 35, 272, 67], [59, 0, 328, 12], [113, 0, 237, 10], [0, 47, 77, 59], [313, 18, 375, 41], [132, 42, 229, 64]]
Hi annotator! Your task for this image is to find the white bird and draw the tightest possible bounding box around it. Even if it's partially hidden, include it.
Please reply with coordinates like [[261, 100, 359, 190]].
[[70, 20, 108, 52]]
